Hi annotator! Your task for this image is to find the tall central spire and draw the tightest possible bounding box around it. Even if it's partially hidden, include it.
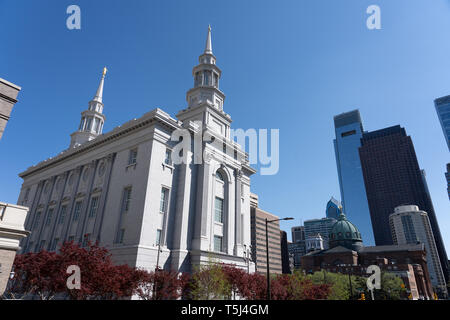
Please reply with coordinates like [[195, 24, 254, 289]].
[[205, 25, 213, 55], [177, 26, 231, 138], [69, 68, 107, 148]]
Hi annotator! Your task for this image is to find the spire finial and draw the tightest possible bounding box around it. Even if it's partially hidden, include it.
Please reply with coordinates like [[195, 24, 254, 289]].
[[204, 25, 213, 54], [93, 67, 107, 103]]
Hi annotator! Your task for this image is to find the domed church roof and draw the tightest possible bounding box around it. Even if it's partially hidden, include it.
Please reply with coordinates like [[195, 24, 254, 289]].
[[329, 213, 363, 251]]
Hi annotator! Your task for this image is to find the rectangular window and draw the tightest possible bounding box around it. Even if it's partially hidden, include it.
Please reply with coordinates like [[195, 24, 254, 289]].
[[215, 197, 224, 223], [45, 209, 54, 226], [68, 236, 75, 242], [88, 197, 99, 218], [83, 234, 91, 247], [214, 235, 223, 252], [73, 201, 82, 221], [118, 229, 125, 244], [156, 229, 162, 245], [128, 149, 138, 165], [122, 187, 132, 213], [160, 188, 169, 213], [165, 149, 172, 165], [341, 130, 356, 137], [24, 188, 30, 201], [86, 118, 92, 131], [58, 205, 67, 225], [50, 238, 59, 251], [33, 212, 42, 229]]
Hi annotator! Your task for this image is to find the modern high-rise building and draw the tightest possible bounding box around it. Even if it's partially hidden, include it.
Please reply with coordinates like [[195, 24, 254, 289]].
[[326, 197, 342, 220], [446, 163, 450, 201], [389, 205, 447, 297], [250, 193, 283, 275], [434, 95, 450, 151], [333, 110, 374, 245], [434, 96, 450, 203], [280, 231, 291, 274], [303, 217, 336, 249], [359, 125, 449, 282], [291, 225, 305, 243], [288, 241, 306, 270], [289, 226, 306, 269]]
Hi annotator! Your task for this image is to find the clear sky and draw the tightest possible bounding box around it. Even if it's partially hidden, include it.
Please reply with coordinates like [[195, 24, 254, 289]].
[[1, 0, 449, 249]]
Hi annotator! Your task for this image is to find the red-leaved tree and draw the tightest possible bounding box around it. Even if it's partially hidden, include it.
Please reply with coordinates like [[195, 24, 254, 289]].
[[7, 241, 146, 300]]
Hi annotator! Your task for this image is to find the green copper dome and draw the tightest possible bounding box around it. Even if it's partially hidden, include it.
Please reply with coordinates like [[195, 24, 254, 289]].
[[329, 213, 363, 251]]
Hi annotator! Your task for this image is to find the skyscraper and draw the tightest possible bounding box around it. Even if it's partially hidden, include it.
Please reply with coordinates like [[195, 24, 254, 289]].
[[434, 95, 450, 151], [291, 226, 305, 243], [446, 163, 450, 201], [326, 197, 342, 220], [389, 205, 447, 297], [434, 96, 450, 203], [333, 110, 374, 244], [359, 125, 449, 281]]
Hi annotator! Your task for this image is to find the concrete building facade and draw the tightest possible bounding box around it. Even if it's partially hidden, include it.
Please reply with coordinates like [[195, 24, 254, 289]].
[[0, 78, 29, 296], [17, 27, 256, 274], [0, 78, 21, 140], [250, 193, 282, 275], [389, 205, 447, 297]]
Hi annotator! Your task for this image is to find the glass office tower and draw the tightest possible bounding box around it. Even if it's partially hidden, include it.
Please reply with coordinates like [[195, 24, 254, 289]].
[[434, 95, 450, 151], [326, 197, 342, 220], [333, 110, 374, 245]]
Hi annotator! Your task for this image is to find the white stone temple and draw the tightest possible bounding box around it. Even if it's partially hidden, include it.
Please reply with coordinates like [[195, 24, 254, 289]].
[[17, 26, 256, 273]]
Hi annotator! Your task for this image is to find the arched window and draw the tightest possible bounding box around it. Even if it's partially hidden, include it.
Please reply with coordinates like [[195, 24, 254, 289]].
[[216, 171, 224, 182]]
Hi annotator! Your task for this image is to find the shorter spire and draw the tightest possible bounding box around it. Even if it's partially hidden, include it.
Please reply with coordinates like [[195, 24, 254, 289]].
[[93, 67, 107, 103], [204, 25, 213, 55]]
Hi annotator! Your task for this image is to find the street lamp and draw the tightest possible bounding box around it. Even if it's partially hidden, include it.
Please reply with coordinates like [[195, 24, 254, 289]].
[[265, 217, 293, 300]]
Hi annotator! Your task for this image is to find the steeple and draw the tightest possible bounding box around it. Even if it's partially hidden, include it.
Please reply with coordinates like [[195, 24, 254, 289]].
[[177, 26, 231, 138], [93, 67, 107, 103], [204, 25, 213, 55], [69, 68, 107, 148]]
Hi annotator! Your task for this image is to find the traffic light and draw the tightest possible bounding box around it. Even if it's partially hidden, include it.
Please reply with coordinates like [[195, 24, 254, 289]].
[[360, 293, 365, 300]]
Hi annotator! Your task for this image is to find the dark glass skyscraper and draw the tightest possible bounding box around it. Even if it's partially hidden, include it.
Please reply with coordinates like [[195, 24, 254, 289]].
[[334, 110, 374, 245], [359, 125, 449, 281]]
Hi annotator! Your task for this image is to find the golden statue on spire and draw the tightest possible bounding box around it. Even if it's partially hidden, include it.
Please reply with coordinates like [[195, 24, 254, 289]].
[[103, 66, 108, 76]]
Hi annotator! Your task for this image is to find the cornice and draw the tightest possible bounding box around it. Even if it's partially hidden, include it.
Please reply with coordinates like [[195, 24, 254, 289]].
[[20, 108, 181, 178]]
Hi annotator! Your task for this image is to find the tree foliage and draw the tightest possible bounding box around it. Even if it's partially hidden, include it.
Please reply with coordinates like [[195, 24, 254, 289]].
[[5, 241, 146, 300]]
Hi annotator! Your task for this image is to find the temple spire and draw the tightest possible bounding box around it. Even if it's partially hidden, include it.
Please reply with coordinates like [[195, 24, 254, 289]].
[[69, 67, 107, 148], [93, 67, 107, 103], [204, 25, 213, 55]]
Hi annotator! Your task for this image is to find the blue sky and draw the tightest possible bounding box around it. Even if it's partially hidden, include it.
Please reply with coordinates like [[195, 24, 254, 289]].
[[1, 0, 449, 249]]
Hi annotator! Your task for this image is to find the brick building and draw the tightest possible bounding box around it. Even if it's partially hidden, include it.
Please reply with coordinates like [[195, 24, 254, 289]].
[[250, 193, 283, 275]]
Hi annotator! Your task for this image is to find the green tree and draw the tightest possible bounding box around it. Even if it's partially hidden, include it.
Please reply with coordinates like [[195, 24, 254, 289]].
[[307, 271, 366, 300], [189, 258, 231, 300]]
